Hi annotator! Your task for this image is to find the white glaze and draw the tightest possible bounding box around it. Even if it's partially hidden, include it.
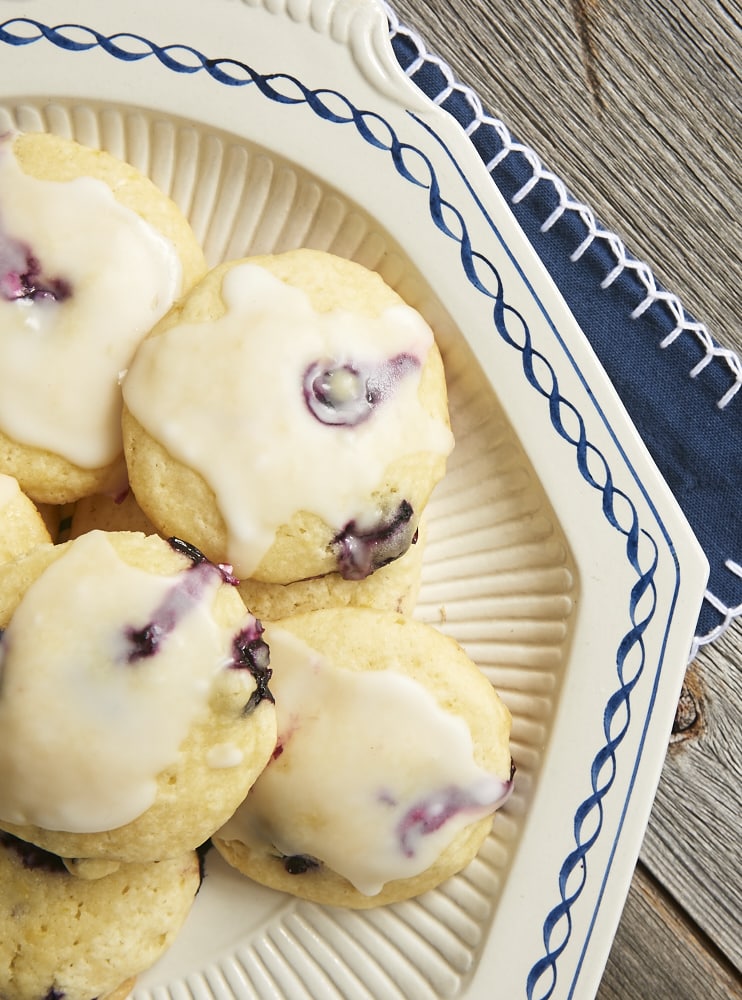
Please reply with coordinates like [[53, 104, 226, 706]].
[[207, 743, 245, 769], [122, 263, 454, 576], [0, 137, 182, 468], [0, 531, 240, 833], [218, 626, 512, 895], [0, 473, 21, 508]]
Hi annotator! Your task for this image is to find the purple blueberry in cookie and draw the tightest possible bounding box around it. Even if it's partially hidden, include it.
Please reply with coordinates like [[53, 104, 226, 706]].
[[0, 831, 68, 875], [124, 536, 274, 711], [124, 558, 224, 664], [332, 499, 417, 579], [168, 536, 239, 585], [303, 353, 419, 427], [0, 226, 71, 304], [125, 622, 162, 661], [230, 620, 274, 713], [397, 781, 514, 859], [282, 853, 321, 875], [42, 989, 65, 1000]]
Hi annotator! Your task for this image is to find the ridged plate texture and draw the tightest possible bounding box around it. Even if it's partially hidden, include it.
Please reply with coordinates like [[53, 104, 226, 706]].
[[0, 102, 577, 999]]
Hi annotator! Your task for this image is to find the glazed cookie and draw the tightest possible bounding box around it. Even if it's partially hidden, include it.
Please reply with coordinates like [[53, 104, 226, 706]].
[[0, 130, 206, 504], [0, 530, 277, 862], [0, 474, 51, 564], [122, 248, 453, 584], [0, 832, 200, 1000], [213, 607, 513, 908], [237, 515, 427, 620]]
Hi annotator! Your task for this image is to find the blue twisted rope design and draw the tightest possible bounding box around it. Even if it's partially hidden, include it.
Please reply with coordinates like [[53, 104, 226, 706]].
[[0, 17, 662, 997]]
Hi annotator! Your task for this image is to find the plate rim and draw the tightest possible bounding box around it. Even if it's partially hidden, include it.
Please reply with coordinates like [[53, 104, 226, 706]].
[[0, 2, 709, 997]]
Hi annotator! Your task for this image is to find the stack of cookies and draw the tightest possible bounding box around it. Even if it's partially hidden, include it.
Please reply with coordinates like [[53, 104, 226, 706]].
[[0, 132, 513, 998]]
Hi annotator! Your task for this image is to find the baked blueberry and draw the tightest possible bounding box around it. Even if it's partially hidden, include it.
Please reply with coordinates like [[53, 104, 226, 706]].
[[1, 230, 71, 303], [332, 499, 416, 580], [303, 353, 419, 427], [230, 620, 274, 713], [124, 558, 223, 663], [0, 831, 68, 874], [283, 853, 321, 875], [168, 536, 239, 585]]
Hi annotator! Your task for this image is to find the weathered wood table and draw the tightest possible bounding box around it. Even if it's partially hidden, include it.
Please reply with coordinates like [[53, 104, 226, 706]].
[[389, 1, 742, 996]]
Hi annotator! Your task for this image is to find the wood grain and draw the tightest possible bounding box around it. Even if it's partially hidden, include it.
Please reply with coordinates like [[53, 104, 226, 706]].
[[597, 863, 742, 1000], [388, 0, 742, 996], [641, 622, 742, 969]]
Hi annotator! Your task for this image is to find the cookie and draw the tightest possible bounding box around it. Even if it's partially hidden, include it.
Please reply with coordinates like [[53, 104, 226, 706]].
[[122, 248, 453, 584], [69, 488, 157, 539], [236, 515, 427, 620], [0, 831, 200, 1000], [0, 530, 277, 862], [0, 474, 51, 564], [0, 130, 206, 504], [213, 607, 513, 908]]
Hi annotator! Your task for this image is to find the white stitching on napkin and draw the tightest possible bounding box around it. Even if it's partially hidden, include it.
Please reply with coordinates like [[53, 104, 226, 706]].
[[690, 562, 742, 660], [384, 4, 742, 412]]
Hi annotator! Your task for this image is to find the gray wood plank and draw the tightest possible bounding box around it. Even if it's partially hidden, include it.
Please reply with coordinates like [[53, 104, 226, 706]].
[[641, 619, 742, 970], [597, 863, 742, 1000]]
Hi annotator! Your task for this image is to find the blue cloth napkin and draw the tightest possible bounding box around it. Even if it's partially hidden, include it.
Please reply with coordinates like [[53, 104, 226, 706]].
[[385, 6, 741, 654]]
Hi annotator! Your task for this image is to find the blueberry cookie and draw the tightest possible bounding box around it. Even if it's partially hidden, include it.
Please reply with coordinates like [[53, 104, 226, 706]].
[[0, 474, 51, 564], [0, 831, 200, 1000], [0, 530, 277, 862], [213, 607, 513, 908], [122, 249, 453, 584], [0, 131, 206, 504]]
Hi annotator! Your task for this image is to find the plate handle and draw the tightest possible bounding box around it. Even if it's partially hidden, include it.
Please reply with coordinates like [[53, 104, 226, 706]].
[[241, 0, 433, 111]]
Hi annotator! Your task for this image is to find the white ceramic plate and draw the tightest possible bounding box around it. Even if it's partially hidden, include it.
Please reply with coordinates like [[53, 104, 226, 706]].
[[0, 2, 708, 998]]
